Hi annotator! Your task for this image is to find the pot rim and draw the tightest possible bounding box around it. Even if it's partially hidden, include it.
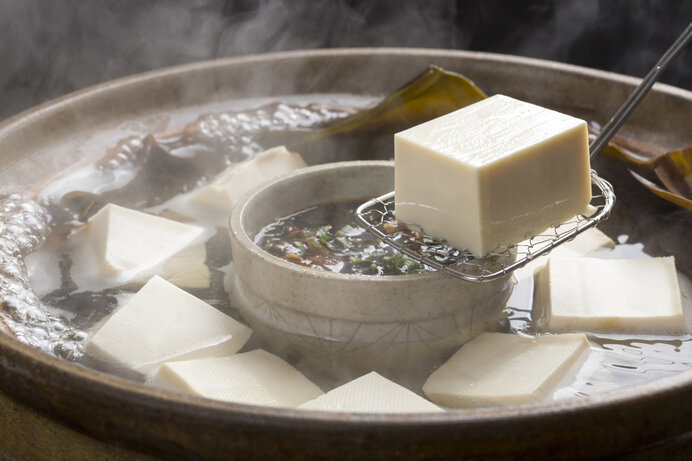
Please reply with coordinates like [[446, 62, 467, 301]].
[[2, 47, 691, 133], [0, 47, 690, 434]]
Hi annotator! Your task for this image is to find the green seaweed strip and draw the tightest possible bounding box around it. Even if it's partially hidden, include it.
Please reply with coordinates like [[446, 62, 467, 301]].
[[301, 65, 487, 143]]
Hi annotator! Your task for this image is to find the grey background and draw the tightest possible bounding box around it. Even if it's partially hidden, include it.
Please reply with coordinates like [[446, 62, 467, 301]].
[[0, 0, 690, 122]]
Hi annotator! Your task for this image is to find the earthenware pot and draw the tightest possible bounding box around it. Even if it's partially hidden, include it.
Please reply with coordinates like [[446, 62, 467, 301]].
[[0, 49, 690, 460]]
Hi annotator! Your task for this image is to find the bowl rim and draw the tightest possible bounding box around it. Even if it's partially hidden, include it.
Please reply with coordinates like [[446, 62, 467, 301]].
[[231, 159, 473, 283], [0, 46, 690, 445]]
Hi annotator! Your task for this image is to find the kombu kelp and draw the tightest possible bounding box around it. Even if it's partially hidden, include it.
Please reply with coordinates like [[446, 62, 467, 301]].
[[601, 144, 692, 211], [59, 64, 691, 219], [306, 64, 691, 212], [301, 65, 486, 142]]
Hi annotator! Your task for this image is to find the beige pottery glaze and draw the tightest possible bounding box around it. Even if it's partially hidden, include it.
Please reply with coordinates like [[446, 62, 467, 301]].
[[0, 49, 689, 460]]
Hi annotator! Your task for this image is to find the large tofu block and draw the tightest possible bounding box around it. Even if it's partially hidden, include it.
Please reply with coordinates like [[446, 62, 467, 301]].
[[73, 203, 204, 283], [533, 256, 685, 334], [185, 146, 306, 225], [395, 94, 591, 256], [298, 372, 443, 413], [153, 349, 323, 407], [86, 275, 252, 373], [423, 332, 589, 408]]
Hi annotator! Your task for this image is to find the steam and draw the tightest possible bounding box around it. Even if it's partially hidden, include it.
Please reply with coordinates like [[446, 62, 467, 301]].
[[1, 0, 690, 121]]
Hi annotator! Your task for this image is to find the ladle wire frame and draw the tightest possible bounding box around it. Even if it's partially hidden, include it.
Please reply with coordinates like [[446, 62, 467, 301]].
[[355, 170, 615, 282]]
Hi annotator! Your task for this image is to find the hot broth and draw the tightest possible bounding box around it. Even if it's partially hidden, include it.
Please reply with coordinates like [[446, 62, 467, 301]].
[[0, 94, 690, 407]]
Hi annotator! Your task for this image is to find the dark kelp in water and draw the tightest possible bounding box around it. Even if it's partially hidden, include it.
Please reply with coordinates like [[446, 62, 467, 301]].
[[301, 65, 487, 142], [58, 65, 691, 220], [601, 143, 692, 211], [309, 65, 691, 212]]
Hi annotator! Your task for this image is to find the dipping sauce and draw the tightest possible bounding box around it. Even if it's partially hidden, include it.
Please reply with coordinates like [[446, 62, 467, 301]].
[[255, 200, 426, 275]]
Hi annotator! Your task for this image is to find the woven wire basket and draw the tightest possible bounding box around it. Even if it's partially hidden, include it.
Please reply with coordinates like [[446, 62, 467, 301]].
[[355, 170, 615, 282]]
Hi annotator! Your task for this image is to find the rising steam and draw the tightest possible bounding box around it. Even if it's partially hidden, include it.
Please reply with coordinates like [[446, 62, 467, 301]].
[[0, 0, 690, 121]]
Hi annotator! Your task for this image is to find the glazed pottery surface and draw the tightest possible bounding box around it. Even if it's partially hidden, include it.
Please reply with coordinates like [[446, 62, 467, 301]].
[[0, 49, 691, 460]]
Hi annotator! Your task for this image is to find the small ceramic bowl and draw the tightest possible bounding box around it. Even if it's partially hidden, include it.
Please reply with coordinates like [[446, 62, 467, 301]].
[[229, 160, 514, 384]]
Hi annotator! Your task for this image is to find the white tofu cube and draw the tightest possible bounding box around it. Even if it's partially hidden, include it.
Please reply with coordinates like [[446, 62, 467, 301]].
[[423, 332, 589, 408], [152, 349, 323, 407], [72, 203, 205, 287], [533, 256, 685, 334], [86, 275, 252, 373], [395, 94, 591, 256], [184, 146, 306, 226], [298, 372, 443, 413], [158, 242, 210, 289], [557, 226, 615, 256], [513, 226, 615, 280]]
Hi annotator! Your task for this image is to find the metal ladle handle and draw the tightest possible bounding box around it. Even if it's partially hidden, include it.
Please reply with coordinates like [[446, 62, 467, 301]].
[[589, 21, 692, 159]]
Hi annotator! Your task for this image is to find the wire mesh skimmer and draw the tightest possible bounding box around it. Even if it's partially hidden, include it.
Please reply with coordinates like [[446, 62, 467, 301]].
[[356, 171, 614, 282]]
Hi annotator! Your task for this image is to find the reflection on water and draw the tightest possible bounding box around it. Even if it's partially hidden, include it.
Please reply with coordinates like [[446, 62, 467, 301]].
[[508, 240, 692, 398]]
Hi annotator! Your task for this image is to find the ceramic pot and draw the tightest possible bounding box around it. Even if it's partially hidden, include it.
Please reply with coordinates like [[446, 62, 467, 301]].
[[0, 49, 690, 460]]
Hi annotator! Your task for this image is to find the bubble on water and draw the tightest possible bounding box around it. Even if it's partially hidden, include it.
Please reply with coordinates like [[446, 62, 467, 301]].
[[0, 194, 86, 360]]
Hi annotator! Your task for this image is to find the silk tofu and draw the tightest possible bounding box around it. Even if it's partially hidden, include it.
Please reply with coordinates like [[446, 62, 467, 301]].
[[86, 275, 252, 373], [185, 146, 307, 226], [298, 372, 443, 413], [557, 226, 615, 256], [153, 349, 323, 407], [533, 256, 685, 334], [513, 226, 615, 280], [158, 242, 210, 289], [423, 332, 589, 408], [73, 203, 205, 286], [395, 94, 591, 256]]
